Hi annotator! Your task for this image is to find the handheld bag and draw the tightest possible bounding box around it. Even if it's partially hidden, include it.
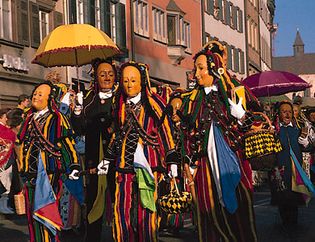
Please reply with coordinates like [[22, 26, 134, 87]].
[[158, 178, 192, 214], [244, 112, 282, 171]]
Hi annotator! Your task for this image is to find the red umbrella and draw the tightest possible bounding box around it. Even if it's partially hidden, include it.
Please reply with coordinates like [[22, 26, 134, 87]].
[[242, 71, 311, 97]]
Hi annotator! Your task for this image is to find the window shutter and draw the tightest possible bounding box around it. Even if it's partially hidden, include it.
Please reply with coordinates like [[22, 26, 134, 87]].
[[225, 1, 230, 25], [87, 0, 95, 25], [69, 0, 77, 24], [238, 9, 243, 33], [217, 0, 223, 21], [232, 6, 237, 30], [100, 0, 110, 35], [240, 50, 245, 74], [30, 2, 40, 48], [226, 45, 232, 70], [115, 3, 126, 49], [83, 0, 88, 23], [17, 0, 29, 45], [207, 0, 214, 15], [53, 11, 64, 29], [234, 48, 239, 72]]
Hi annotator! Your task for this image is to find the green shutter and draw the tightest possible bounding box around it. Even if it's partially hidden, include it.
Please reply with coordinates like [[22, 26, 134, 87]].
[[69, 0, 77, 24], [100, 0, 110, 35], [218, 0, 223, 20], [115, 3, 126, 49], [225, 1, 230, 25], [233, 6, 237, 30], [240, 50, 244, 74], [89, 0, 95, 25], [238, 9, 243, 33], [17, 0, 29, 45], [83, 0, 88, 23], [53, 11, 64, 29], [234, 48, 239, 72], [30, 2, 40, 48], [207, 0, 214, 15], [226, 45, 232, 70]]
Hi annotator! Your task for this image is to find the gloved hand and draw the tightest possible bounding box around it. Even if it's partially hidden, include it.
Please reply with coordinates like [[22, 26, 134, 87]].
[[69, 169, 79, 180], [77, 91, 84, 105], [168, 164, 178, 178], [189, 166, 196, 175], [97, 159, 110, 175], [228, 98, 246, 120], [298, 136, 309, 148]]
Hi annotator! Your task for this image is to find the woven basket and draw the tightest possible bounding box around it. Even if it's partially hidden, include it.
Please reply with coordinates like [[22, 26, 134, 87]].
[[158, 178, 192, 214], [14, 193, 26, 215], [244, 112, 282, 171]]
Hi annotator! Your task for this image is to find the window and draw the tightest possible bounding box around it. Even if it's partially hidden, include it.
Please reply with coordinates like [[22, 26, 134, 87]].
[[152, 7, 166, 43], [39, 10, 49, 41], [133, 0, 149, 37], [167, 13, 190, 48], [167, 14, 176, 45], [0, 0, 12, 40]]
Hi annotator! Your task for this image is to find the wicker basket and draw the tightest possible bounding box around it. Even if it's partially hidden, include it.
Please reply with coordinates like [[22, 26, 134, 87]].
[[244, 112, 282, 171], [14, 192, 26, 215]]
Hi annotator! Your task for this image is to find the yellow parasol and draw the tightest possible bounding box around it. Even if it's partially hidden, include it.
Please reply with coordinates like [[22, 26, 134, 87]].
[[32, 24, 120, 67]]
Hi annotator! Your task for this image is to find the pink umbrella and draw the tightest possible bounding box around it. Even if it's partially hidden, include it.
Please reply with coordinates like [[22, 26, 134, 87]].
[[242, 71, 311, 97]]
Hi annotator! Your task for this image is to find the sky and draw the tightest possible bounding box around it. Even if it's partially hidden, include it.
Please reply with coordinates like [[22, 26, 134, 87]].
[[273, 0, 315, 57]]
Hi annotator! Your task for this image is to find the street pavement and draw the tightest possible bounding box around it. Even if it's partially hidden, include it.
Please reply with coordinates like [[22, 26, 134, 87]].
[[1, 185, 315, 241]]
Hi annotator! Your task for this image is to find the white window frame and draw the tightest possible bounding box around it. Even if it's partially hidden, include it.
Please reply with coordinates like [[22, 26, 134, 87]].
[[184, 21, 191, 51], [110, 2, 116, 43], [39, 10, 49, 41], [95, 0, 101, 29], [152, 7, 166, 43], [77, 0, 84, 24], [0, 0, 12, 40], [133, 0, 149, 37]]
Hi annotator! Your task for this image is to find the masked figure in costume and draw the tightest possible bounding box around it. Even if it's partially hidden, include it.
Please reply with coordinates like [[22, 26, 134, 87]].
[[71, 59, 117, 242], [17, 82, 80, 242], [270, 101, 314, 227], [179, 43, 257, 242], [97, 61, 179, 242]]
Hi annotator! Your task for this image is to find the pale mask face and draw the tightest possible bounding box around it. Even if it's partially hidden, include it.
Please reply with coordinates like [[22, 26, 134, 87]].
[[97, 63, 115, 91], [194, 55, 214, 87], [32, 84, 51, 111], [293, 105, 300, 118], [279, 103, 293, 125], [170, 98, 182, 123], [122, 66, 142, 97]]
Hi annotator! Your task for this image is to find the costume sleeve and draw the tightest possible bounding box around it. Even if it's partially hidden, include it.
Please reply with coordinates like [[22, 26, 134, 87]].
[[57, 114, 79, 172]]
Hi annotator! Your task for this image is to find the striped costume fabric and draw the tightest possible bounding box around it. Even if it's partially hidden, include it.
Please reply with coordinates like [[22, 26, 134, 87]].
[[180, 87, 257, 242], [110, 92, 177, 242], [18, 111, 79, 242]]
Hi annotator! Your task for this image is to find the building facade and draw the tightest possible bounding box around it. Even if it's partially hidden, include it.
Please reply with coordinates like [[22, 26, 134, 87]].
[[273, 30, 315, 97], [127, 0, 201, 88], [0, 0, 64, 108], [204, 0, 247, 80]]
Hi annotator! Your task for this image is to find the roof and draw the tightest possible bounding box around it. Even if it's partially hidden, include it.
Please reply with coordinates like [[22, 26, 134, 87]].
[[166, 0, 185, 15], [293, 30, 304, 46], [273, 53, 315, 75]]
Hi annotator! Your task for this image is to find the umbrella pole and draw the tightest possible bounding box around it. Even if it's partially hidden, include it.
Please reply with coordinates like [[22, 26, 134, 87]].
[[75, 49, 80, 93]]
